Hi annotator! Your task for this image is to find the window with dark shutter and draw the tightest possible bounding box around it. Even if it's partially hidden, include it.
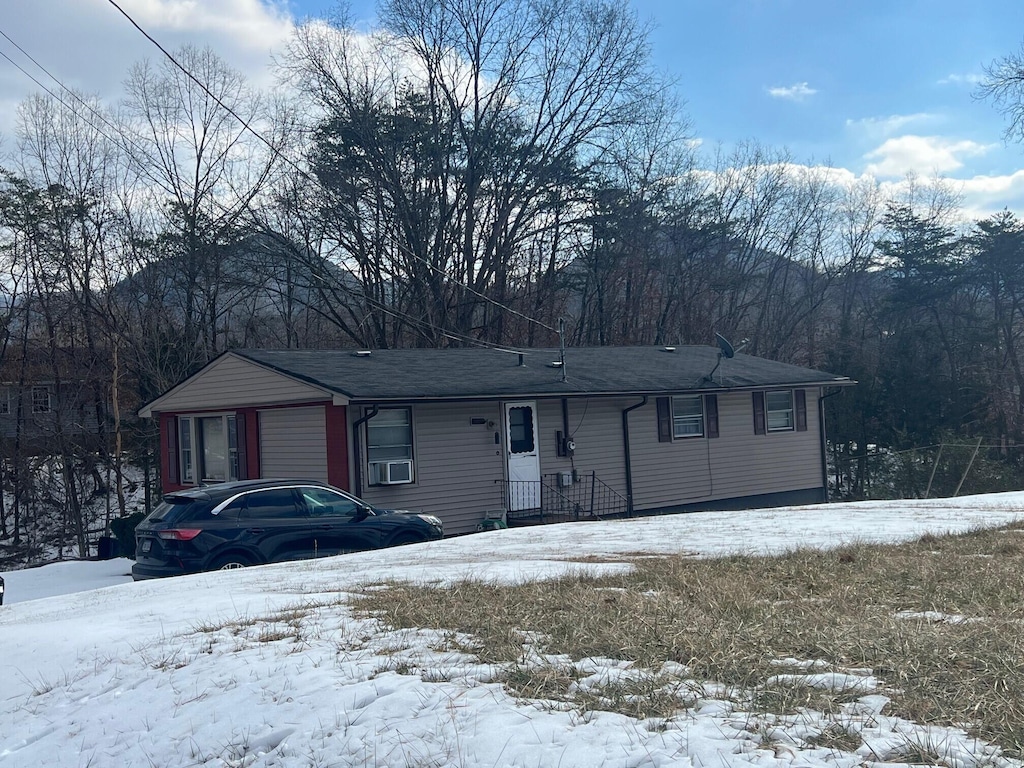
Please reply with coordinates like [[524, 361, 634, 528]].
[[795, 389, 807, 432], [656, 397, 673, 442], [705, 394, 719, 438], [752, 391, 766, 435]]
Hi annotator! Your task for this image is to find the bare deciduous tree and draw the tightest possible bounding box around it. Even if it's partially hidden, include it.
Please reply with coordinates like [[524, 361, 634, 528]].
[[122, 45, 281, 369], [280, 0, 670, 346]]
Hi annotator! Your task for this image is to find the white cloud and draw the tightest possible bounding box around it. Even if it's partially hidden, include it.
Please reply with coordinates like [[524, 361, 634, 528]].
[[0, 0, 295, 143], [685, 154, 1024, 225], [767, 82, 817, 101], [956, 170, 1024, 220], [938, 73, 984, 86], [863, 135, 994, 178], [845, 113, 936, 138]]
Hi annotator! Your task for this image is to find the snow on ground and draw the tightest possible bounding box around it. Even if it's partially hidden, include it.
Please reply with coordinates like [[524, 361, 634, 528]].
[[2, 558, 134, 604], [2, 493, 1023, 767]]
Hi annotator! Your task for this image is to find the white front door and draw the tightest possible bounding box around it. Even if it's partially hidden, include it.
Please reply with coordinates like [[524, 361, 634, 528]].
[[505, 400, 541, 511]]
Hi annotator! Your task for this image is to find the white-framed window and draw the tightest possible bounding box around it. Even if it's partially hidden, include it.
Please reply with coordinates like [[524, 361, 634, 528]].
[[366, 407, 414, 485], [766, 390, 795, 431], [179, 417, 194, 483], [178, 414, 239, 484], [31, 386, 51, 414], [671, 395, 704, 438]]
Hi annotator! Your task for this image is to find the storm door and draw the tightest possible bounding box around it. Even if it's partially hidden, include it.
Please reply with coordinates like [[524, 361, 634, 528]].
[[504, 401, 541, 511]]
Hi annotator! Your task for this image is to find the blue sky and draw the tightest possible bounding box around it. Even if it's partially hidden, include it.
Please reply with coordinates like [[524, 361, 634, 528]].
[[278, 0, 1024, 184], [630, 1, 1023, 174], [285, 0, 1024, 216], [3, 0, 1024, 217]]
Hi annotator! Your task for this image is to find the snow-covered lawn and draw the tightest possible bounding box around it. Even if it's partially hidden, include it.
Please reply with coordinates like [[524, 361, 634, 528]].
[[2, 493, 1023, 767]]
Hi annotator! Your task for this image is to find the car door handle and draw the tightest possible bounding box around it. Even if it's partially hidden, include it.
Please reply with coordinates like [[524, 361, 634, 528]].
[[247, 528, 265, 534], [316, 524, 333, 530]]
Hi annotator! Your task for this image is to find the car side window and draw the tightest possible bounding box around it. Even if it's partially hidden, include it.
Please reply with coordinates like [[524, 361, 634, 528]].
[[301, 487, 360, 520], [214, 497, 245, 521], [240, 489, 303, 520]]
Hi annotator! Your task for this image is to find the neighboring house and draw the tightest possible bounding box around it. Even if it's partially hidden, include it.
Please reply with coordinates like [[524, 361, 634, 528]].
[[138, 346, 854, 535], [0, 346, 110, 454], [0, 379, 105, 453]]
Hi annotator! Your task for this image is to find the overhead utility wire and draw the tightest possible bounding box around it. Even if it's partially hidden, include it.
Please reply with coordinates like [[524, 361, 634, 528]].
[[0, 28, 175, 194], [0, 27, 531, 356], [104, 0, 558, 335], [104, 0, 286, 162]]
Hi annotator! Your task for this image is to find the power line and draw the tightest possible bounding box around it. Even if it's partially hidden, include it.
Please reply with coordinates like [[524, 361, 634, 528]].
[[0, 11, 557, 346], [104, 0, 287, 163], [0, 36, 528, 358], [0, 25, 208, 203], [103, 0, 558, 335]]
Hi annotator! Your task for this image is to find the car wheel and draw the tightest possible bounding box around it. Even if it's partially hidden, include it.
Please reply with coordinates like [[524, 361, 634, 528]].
[[388, 532, 425, 547], [210, 554, 254, 571]]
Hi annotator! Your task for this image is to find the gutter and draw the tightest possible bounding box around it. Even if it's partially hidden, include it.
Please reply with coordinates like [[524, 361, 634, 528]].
[[344, 380, 855, 406], [621, 396, 648, 517], [818, 387, 845, 502], [351, 405, 379, 497]]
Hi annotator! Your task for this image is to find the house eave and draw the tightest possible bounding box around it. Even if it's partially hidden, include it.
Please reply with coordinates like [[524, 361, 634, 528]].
[[344, 377, 856, 405], [137, 351, 345, 418]]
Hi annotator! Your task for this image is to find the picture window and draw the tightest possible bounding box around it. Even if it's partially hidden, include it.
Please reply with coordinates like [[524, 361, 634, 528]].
[[178, 414, 239, 484]]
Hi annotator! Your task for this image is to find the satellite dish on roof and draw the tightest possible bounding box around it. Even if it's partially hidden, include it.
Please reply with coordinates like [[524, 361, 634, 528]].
[[701, 333, 743, 385], [715, 333, 735, 359]]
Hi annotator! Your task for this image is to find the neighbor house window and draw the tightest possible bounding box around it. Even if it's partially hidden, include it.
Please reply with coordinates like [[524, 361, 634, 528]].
[[31, 386, 51, 414], [178, 414, 239, 484], [766, 390, 795, 431], [367, 408, 414, 484], [671, 395, 704, 438], [0, 388, 9, 415]]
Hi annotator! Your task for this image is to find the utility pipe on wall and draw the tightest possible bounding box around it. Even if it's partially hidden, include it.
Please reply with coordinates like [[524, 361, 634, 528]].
[[818, 387, 844, 502], [621, 396, 648, 517], [351, 405, 379, 497]]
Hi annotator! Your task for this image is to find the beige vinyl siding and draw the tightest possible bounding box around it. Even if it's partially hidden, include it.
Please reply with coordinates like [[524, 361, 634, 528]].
[[358, 402, 505, 536], [260, 406, 328, 481], [629, 390, 823, 510], [537, 398, 628, 497], [154, 354, 333, 413]]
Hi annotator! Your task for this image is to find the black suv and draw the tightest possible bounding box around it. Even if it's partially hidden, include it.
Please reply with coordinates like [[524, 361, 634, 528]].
[[132, 479, 444, 580]]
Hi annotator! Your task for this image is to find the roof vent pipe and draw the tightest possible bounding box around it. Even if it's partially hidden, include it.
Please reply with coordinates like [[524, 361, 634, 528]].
[[518, 353, 525, 367]]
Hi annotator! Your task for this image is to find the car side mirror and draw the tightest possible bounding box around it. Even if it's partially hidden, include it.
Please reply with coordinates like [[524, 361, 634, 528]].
[[353, 505, 372, 522]]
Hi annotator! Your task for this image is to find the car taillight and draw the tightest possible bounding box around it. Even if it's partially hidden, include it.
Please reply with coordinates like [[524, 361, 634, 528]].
[[157, 529, 203, 541]]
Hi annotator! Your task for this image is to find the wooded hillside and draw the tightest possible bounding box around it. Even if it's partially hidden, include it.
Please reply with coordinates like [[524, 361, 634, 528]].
[[3, 0, 1024, 557]]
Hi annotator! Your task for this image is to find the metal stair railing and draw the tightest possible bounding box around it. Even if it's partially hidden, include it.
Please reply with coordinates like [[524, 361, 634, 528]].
[[496, 471, 630, 524]]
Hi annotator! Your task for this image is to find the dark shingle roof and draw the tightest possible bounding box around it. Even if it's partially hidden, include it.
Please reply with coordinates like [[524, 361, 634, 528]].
[[234, 346, 852, 402]]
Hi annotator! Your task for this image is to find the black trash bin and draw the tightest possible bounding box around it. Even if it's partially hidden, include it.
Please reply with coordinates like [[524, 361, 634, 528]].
[[97, 536, 118, 560]]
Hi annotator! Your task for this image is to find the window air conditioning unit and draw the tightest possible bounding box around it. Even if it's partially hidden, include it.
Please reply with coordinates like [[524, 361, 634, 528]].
[[373, 460, 413, 485]]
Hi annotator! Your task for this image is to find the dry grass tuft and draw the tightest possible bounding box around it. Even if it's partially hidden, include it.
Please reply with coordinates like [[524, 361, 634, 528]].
[[805, 721, 863, 752], [355, 524, 1024, 757], [750, 683, 863, 717]]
